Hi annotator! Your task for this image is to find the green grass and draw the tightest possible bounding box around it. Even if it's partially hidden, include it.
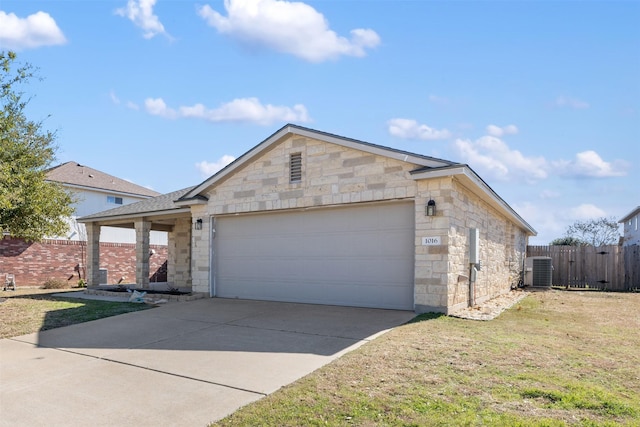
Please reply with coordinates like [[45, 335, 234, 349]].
[[213, 291, 640, 426], [0, 288, 151, 338]]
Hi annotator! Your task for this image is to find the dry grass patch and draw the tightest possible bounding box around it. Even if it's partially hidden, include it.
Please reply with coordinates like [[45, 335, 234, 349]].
[[0, 288, 151, 338], [214, 291, 640, 426]]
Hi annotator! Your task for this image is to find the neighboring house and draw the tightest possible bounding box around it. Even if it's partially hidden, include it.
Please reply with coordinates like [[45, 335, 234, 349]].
[[619, 206, 640, 246], [46, 162, 167, 245], [79, 124, 536, 314]]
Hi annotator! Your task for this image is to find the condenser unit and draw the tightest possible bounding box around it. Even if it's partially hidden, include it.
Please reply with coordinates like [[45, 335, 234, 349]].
[[524, 256, 553, 288]]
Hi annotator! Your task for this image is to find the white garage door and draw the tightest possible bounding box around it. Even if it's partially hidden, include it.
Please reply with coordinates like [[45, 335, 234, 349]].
[[213, 202, 414, 310]]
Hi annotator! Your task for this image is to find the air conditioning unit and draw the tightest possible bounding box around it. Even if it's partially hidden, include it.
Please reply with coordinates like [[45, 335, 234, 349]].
[[524, 256, 553, 288]]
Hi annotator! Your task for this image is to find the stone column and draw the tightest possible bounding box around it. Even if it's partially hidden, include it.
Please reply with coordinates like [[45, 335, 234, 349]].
[[85, 222, 101, 286], [167, 217, 192, 288], [135, 219, 151, 289]]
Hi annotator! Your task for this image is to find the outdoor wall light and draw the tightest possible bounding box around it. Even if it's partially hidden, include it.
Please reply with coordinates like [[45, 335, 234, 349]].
[[426, 199, 436, 216], [194, 218, 203, 230]]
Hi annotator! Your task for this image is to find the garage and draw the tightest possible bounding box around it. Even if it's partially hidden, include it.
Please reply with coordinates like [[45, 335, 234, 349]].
[[213, 202, 415, 310]]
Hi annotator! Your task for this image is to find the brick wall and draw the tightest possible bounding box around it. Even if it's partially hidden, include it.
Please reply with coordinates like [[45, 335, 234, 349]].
[[0, 238, 167, 287]]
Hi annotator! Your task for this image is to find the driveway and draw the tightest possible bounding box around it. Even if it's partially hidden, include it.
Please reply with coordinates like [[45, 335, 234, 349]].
[[0, 298, 414, 427]]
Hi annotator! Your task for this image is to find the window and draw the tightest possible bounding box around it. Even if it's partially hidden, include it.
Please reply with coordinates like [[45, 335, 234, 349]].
[[107, 196, 123, 205], [290, 152, 302, 183]]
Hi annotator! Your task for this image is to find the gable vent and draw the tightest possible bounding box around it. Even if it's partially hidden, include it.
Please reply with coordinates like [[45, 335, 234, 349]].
[[290, 152, 302, 183]]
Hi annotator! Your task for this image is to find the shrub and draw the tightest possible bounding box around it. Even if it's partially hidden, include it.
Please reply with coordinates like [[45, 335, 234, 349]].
[[77, 279, 86, 288], [42, 278, 69, 289]]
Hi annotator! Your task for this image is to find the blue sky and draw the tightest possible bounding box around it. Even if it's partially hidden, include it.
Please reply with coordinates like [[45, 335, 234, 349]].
[[1, 0, 638, 245]]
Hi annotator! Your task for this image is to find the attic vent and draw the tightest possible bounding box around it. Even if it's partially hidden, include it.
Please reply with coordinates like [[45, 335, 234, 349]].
[[290, 152, 302, 183]]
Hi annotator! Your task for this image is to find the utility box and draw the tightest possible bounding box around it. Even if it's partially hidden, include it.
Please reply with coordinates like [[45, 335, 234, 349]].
[[99, 268, 108, 285], [524, 257, 552, 287], [469, 228, 480, 265]]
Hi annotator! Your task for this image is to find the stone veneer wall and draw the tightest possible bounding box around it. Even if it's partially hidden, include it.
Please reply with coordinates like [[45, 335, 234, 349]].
[[168, 217, 192, 288], [413, 177, 452, 312], [189, 135, 421, 295], [187, 134, 529, 311], [190, 205, 210, 293], [445, 179, 527, 313]]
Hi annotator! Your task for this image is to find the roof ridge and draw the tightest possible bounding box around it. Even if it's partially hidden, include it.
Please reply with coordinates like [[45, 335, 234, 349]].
[[46, 161, 160, 198]]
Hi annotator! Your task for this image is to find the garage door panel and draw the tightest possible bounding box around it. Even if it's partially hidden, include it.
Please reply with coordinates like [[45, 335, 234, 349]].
[[215, 203, 414, 310]]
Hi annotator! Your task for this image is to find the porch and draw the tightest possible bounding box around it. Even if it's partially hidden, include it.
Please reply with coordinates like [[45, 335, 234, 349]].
[[78, 188, 197, 292]]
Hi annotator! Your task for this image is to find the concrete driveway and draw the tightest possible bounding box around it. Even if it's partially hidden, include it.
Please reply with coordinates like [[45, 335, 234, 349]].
[[0, 298, 414, 427]]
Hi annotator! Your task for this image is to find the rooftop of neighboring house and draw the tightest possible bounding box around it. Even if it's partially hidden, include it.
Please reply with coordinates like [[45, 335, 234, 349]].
[[619, 206, 640, 224], [46, 162, 160, 198]]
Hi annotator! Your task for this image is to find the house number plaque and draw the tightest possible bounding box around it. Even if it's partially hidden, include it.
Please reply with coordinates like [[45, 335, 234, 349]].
[[422, 236, 441, 246]]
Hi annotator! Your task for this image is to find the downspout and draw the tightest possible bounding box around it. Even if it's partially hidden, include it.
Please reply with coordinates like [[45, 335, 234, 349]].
[[209, 216, 215, 298]]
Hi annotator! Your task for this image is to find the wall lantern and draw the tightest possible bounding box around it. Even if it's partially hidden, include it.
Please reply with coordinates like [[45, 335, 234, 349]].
[[426, 199, 436, 217], [194, 218, 203, 230]]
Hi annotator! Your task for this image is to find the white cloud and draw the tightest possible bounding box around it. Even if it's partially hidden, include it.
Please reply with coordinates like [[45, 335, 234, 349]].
[[196, 155, 236, 177], [145, 97, 310, 125], [0, 11, 66, 50], [145, 97, 177, 118], [569, 203, 607, 220], [115, 0, 169, 39], [453, 136, 548, 182], [515, 202, 607, 245], [111, 90, 141, 110], [539, 189, 561, 199], [197, 0, 380, 62], [109, 90, 121, 105], [553, 150, 628, 178], [486, 124, 518, 137], [554, 95, 589, 109], [387, 118, 452, 141]]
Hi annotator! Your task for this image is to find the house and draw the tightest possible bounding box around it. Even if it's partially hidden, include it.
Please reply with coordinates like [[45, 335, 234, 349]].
[[79, 124, 536, 313], [619, 206, 640, 246], [46, 162, 167, 244]]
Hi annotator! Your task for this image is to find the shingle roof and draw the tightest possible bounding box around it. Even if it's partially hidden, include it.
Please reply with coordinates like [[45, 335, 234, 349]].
[[46, 162, 160, 198], [78, 187, 194, 221]]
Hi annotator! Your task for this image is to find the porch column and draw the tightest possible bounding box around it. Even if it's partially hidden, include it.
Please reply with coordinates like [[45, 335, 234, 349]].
[[86, 222, 101, 286], [135, 219, 151, 289], [167, 217, 192, 288]]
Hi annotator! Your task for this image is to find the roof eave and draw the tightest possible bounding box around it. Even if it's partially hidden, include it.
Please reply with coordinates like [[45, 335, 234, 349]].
[[619, 206, 640, 223], [48, 181, 157, 199], [174, 196, 209, 207], [411, 165, 537, 236], [77, 207, 191, 224]]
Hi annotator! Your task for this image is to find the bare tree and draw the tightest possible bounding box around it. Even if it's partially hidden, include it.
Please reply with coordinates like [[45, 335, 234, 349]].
[[565, 217, 620, 247]]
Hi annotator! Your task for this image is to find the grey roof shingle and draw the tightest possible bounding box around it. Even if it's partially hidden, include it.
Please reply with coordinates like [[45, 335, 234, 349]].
[[78, 187, 194, 221], [46, 162, 160, 198]]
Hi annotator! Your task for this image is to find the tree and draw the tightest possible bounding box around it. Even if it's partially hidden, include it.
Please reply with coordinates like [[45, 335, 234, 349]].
[[0, 51, 74, 241], [549, 236, 584, 246], [561, 217, 621, 247]]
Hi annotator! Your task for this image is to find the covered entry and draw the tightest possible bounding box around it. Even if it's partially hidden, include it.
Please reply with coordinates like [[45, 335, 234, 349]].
[[213, 202, 415, 310]]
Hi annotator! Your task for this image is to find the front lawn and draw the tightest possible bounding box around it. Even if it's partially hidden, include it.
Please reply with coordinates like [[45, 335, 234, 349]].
[[0, 288, 151, 339], [214, 290, 640, 426]]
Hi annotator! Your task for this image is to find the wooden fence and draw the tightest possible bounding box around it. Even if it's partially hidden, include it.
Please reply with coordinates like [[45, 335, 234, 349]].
[[526, 245, 640, 291]]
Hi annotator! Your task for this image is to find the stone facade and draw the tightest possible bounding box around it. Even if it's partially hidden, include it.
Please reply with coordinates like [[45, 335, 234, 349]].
[[167, 217, 192, 287], [79, 126, 532, 312], [190, 135, 420, 294], [186, 134, 529, 312], [444, 179, 527, 313]]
